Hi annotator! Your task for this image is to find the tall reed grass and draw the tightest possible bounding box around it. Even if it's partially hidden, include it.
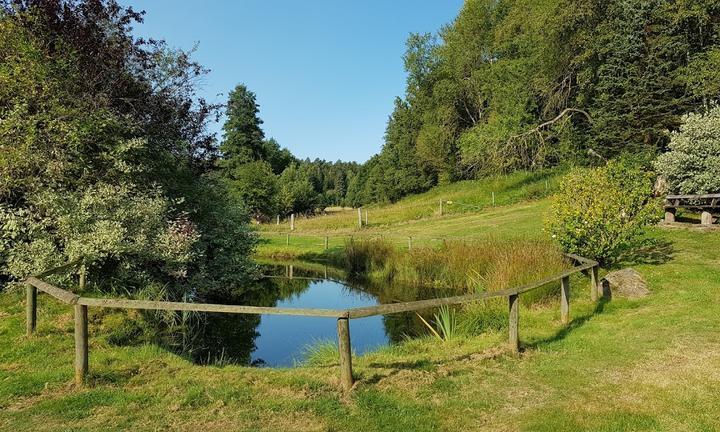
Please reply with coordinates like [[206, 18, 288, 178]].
[[343, 237, 571, 336], [344, 237, 568, 292]]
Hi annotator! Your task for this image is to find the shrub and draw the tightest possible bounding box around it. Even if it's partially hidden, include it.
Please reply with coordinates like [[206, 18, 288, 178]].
[[654, 106, 720, 194], [546, 160, 659, 264]]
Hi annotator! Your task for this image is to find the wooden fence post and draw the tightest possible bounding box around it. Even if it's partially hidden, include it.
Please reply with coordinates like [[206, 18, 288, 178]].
[[560, 276, 570, 324], [508, 293, 519, 353], [26, 284, 37, 336], [590, 265, 599, 301], [357, 208, 362, 228], [337, 317, 354, 392], [78, 261, 86, 290], [492, 191, 495, 206], [408, 236, 413, 250], [290, 213, 295, 231], [324, 236, 329, 250], [286, 233, 290, 245], [276, 215, 280, 225], [74, 304, 89, 385], [364, 210, 368, 226]]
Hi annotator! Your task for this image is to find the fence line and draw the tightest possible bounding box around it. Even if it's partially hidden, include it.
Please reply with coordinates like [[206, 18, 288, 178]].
[[21, 252, 599, 392]]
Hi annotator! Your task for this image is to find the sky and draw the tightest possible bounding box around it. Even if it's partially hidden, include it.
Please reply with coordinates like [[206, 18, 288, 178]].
[[118, 0, 464, 162]]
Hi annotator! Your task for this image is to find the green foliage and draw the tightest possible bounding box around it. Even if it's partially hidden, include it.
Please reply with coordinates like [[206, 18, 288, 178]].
[[0, 1, 255, 296], [278, 163, 318, 215], [418, 306, 459, 342], [225, 160, 279, 219], [349, 0, 720, 206], [654, 106, 720, 194], [546, 160, 659, 263], [219, 84, 266, 168]]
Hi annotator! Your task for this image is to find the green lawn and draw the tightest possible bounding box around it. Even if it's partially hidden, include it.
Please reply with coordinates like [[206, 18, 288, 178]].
[[1, 194, 720, 431]]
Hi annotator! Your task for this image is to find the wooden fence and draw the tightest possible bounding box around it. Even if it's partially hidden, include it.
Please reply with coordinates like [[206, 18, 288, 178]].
[[22, 253, 599, 392]]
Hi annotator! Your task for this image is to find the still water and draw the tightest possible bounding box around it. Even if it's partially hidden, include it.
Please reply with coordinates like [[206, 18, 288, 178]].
[[178, 264, 439, 367], [252, 279, 388, 366]]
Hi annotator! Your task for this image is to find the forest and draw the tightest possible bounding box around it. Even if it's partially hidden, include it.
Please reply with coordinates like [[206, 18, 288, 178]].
[[224, 0, 720, 211]]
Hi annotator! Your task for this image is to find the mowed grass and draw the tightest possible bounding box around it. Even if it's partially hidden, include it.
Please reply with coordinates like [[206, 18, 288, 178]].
[[261, 169, 560, 234], [257, 199, 550, 259], [2, 192, 720, 430]]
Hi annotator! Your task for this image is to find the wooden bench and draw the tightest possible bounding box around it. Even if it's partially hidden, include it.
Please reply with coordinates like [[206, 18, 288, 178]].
[[664, 194, 720, 225]]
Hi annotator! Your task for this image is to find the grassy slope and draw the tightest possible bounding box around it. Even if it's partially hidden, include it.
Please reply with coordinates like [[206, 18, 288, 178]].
[[2, 178, 720, 431], [258, 170, 556, 259]]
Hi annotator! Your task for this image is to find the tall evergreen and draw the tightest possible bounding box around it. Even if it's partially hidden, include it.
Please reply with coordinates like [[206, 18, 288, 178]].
[[219, 84, 266, 170]]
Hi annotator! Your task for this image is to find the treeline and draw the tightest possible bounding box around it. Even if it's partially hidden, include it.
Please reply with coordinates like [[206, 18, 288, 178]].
[[217, 84, 360, 219], [346, 0, 720, 205]]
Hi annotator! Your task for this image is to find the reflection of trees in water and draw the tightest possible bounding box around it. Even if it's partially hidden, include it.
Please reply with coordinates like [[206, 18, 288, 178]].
[[176, 276, 313, 365], [165, 262, 441, 365]]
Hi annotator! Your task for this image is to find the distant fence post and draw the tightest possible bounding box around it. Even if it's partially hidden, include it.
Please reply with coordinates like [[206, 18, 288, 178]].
[[286, 233, 290, 245], [408, 236, 413, 250], [492, 191, 496, 206], [508, 293, 519, 353], [560, 276, 570, 324], [324, 236, 329, 250], [74, 304, 89, 385], [357, 208, 362, 228], [337, 317, 354, 392], [364, 209, 368, 226], [26, 283, 37, 336], [590, 265, 599, 301], [276, 215, 280, 225], [290, 213, 295, 231], [78, 261, 86, 290]]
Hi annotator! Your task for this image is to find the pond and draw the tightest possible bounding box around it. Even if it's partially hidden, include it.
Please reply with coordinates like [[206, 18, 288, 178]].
[[177, 263, 445, 367]]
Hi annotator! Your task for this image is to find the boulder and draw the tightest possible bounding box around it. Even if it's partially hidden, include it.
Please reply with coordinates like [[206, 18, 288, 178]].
[[601, 268, 650, 299]]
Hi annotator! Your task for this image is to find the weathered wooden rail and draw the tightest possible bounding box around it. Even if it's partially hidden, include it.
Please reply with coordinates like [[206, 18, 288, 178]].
[[23, 253, 599, 392], [665, 193, 719, 225]]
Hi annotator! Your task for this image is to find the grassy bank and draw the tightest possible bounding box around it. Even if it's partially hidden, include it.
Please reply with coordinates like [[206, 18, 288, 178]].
[[1, 224, 719, 430], [261, 170, 561, 234]]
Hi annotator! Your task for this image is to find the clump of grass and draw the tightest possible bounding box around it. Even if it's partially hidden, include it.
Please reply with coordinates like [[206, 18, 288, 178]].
[[417, 305, 459, 342], [300, 339, 340, 366], [344, 237, 397, 276]]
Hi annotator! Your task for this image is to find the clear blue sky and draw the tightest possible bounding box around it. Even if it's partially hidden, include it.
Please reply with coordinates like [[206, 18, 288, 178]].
[[118, 0, 463, 162]]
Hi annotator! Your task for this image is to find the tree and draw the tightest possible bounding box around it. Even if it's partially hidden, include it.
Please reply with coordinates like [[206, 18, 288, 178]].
[[0, 1, 255, 297], [219, 84, 265, 169], [262, 138, 296, 175], [278, 164, 317, 215], [654, 106, 720, 194], [227, 161, 279, 219]]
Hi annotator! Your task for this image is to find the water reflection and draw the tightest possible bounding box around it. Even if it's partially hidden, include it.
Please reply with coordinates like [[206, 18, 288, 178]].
[[172, 262, 447, 367]]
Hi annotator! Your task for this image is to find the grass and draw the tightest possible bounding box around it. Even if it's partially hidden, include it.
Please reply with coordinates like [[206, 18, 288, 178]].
[[260, 169, 560, 234], [2, 175, 720, 430]]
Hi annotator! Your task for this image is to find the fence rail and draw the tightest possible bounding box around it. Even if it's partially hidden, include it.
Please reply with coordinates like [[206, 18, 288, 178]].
[[22, 252, 600, 392]]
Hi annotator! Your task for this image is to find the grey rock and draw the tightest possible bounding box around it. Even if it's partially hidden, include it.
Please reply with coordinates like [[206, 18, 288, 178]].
[[601, 268, 650, 299]]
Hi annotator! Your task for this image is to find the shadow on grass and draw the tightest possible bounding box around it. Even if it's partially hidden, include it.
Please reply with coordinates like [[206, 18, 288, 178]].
[[522, 296, 610, 351], [614, 237, 674, 268], [358, 296, 612, 384]]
